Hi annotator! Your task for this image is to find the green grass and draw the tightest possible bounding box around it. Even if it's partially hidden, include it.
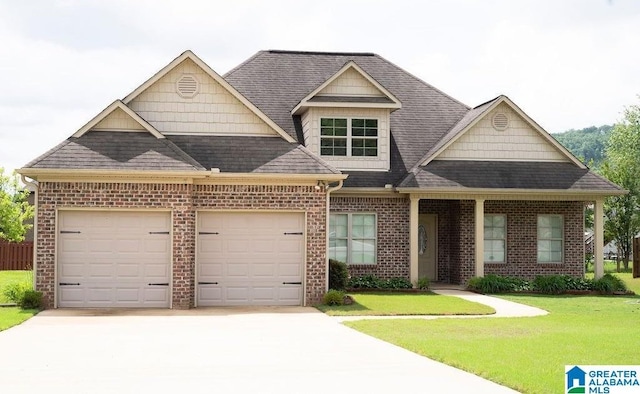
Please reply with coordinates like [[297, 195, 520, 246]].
[[346, 294, 640, 394], [0, 307, 38, 331], [316, 292, 495, 316], [0, 270, 32, 303], [585, 260, 640, 294], [0, 270, 37, 331]]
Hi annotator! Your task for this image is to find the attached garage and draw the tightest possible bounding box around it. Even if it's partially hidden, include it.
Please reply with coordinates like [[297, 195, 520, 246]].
[[197, 211, 305, 306], [57, 210, 171, 308]]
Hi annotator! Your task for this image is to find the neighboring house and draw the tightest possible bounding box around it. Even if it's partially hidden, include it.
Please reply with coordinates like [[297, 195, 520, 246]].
[[19, 50, 624, 309]]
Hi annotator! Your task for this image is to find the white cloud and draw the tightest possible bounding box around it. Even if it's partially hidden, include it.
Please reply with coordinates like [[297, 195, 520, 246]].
[[1, 0, 639, 173]]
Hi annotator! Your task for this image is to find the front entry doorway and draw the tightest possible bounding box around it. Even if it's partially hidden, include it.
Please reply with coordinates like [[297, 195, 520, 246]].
[[418, 214, 438, 280]]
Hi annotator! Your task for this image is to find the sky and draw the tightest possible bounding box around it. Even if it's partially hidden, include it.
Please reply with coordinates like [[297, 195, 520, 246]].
[[1, 0, 639, 175]]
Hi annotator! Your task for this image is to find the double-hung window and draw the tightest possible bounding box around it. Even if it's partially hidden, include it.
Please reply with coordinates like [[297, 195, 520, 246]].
[[329, 213, 376, 264], [537, 215, 563, 263], [484, 214, 506, 263], [320, 118, 378, 157]]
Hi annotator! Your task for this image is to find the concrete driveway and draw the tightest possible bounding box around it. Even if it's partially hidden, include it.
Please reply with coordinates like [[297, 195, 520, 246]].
[[0, 307, 517, 393]]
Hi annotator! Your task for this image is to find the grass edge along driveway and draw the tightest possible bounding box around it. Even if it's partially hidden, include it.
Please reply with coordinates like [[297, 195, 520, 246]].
[[317, 292, 495, 316], [0, 271, 38, 331], [345, 294, 640, 394]]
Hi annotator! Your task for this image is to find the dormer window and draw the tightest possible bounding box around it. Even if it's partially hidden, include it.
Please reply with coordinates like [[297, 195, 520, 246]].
[[320, 117, 378, 157]]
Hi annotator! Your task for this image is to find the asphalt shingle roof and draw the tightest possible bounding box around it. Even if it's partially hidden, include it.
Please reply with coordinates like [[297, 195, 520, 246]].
[[400, 160, 624, 191], [24, 131, 204, 171], [167, 135, 339, 174], [224, 50, 470, 182]]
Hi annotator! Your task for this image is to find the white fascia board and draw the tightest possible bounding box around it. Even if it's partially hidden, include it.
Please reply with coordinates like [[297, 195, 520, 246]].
[[72, 100, 164, 139]]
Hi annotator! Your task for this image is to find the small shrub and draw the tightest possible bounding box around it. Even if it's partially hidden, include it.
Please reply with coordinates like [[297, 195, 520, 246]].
[[466, 274, 521, 294], [382, 277, 413, 289], [533, 275, 567, 295], [416, 277, 430, 290], [562, 276, 594, 291], [347, 274, 382, 289], [323, 289, 345, 306], [18, 290, 43, 309], [2, 281, 31, 304], [328, 259, 349, 291], [593, 274, 627, 294]]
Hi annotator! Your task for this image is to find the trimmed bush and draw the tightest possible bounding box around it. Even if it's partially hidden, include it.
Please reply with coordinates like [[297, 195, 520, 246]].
[[533, 275, 567, 295], [348, 274, 382, 289], [328, 259, 348, 291], [323, 289, 345, 306], [593, 274, 627, 294], [382, 277, 413, 289], [19, 290, 43, 309], [347, 275, 413, 290], [467, 274, 527, 294]]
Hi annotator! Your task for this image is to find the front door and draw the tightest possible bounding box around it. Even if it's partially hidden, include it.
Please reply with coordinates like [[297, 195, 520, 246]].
[[418, 214, 437, 280]]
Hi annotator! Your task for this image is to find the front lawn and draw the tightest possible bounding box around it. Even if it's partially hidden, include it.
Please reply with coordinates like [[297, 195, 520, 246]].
[[317, 292, 495, 316], [345, 294, 640, 394], [0, 307, 38, 331]]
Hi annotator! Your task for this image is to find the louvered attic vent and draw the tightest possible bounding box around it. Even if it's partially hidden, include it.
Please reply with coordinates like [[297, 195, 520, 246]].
[[492, 113, 509, 131], [176, 74, 199, 98]]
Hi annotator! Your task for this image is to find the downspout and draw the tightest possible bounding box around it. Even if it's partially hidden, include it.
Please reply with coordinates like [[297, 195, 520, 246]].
[[325, 180, 344, 292], [21, 175, 38, 289]]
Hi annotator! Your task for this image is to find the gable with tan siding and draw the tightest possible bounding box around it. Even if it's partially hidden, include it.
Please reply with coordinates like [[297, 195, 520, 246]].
[[437, 102, 570, 162], [92, 107, 146, 131], [128, 58, 280, 137], [317, 67, 385, 97]]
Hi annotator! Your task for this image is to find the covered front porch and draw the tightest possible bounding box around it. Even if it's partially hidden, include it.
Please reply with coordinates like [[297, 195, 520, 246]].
[[406, 193, 606, 285]]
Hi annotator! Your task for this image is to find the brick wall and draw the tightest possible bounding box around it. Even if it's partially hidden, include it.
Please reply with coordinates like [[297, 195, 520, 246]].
[[484, 200, 585, 279], [36, 182, 327, 309], [330, 196, 410, 279]]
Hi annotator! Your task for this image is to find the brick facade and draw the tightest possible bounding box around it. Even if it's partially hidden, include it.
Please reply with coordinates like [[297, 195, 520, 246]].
[[420, 199, 585, 284], [36, 182, 327, 309], [483, 200, 585, 279], [330, 196, 410, 279]]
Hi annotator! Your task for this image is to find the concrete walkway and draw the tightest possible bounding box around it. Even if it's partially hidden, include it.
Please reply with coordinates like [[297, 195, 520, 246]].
[[335, 289, 548, 321]]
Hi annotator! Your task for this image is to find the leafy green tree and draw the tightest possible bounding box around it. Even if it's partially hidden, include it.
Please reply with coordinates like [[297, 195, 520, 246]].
[[0, 168, 34, 242], [553, 125, 612, 169], [600, 101, 640, 271]]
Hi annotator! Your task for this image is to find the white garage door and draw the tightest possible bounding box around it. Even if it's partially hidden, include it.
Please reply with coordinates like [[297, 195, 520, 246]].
[[57, 211, 171, 308], [197, 212, 304, 306]]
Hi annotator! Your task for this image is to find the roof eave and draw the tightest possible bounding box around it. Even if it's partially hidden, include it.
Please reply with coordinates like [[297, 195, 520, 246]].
[[291, 101, 401, 115], [395, 186, 627, 199]]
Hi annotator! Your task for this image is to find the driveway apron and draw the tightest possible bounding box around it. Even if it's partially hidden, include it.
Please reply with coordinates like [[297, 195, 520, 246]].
[[0, 308, 517, 393]]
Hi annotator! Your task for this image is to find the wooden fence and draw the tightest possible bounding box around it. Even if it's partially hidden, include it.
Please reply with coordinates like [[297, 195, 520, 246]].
[[0, 241, 33, 270]]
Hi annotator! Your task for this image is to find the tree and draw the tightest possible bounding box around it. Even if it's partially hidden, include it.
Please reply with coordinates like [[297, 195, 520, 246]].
[[0, 168, 34, 242], [600, 100, 640, 271]]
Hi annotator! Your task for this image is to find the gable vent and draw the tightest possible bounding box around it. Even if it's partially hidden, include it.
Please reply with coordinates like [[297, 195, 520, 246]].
[[492, 113, 509, 131], [176, 74, 199, 98]]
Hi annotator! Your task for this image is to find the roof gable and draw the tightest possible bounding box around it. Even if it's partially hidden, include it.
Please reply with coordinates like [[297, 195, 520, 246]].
[[123, 50, 295, 142], [291, 61, 401, 115], [420, 96, 585, 168], [72, 100, 164, 139]]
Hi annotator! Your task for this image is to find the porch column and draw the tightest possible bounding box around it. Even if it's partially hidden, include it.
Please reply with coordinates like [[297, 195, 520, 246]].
[[410, 195, 419, 285], [475, 199, 485, 278], [593, 199, 605, 279]]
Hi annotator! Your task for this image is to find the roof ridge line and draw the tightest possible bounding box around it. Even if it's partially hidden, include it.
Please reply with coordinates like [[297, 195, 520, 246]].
[[267, 49, 376, 57]]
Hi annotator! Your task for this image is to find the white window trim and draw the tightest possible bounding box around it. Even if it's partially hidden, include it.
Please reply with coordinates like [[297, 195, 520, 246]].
[[537, 214, 564, 264], [484, 214, 506, 264], [329, 212, 377, 265], [320, 117, 379, 158]]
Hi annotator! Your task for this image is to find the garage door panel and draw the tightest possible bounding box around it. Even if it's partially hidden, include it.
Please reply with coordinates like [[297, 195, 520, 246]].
[[197, 212, 304, 306], [58, 211, 171, 308]]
